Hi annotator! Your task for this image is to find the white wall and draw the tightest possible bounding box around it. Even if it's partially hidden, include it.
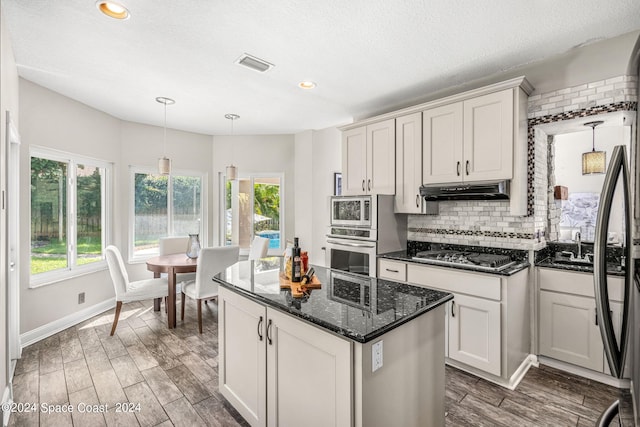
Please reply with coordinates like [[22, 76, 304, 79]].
[[18, 79, 216, 333], [1, 4, 20, 415], [309, 127, 342, 266], [211, 134, 296, 249]]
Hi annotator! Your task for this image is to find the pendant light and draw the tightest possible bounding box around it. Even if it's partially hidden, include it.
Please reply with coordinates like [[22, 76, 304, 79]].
[[156, 96, 175, 175], [582, 121, 606, 175], [225, 113, 240, 180]]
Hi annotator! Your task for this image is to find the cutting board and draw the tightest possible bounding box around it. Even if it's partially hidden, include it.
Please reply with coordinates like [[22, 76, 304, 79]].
[[279, 272, 322, 298]]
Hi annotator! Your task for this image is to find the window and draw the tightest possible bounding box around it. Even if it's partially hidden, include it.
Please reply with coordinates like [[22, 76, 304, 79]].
[[223, 173, 283, 255], [131, 167, 205, 259], [30, 148, 111, 286]]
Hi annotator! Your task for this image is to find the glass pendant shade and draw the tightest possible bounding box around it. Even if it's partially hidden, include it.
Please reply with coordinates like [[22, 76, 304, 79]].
[[582, 150, 606, 175], [226, 164, 238, 181], [158, 157, 171, 175]]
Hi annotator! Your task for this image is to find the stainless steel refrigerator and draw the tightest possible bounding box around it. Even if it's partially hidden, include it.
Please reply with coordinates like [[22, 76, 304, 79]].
[[593, 144, 639, 425]]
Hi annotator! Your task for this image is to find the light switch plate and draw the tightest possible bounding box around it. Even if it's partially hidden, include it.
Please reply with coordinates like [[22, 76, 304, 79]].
[[372, 340, 383, 372]]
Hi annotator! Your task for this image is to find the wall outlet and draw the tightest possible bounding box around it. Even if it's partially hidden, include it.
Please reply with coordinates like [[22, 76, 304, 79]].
[[372, 340, 383, 372], [78, 292, 85, 304]]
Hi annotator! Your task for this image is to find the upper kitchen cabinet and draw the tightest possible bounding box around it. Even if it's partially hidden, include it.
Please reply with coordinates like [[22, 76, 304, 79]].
[[341, 119, 395, 195], [395, 112, 423, 213], [423, 88, 514, 184]]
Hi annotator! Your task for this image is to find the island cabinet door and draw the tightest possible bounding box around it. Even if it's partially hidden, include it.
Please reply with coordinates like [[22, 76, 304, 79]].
[[448, 293, 501, 376], [266, 308, 352, 427], [218, 287, 267, 427]]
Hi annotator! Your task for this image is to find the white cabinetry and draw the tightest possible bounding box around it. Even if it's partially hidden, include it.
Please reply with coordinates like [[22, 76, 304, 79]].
[[394, 112, 423, 213], [448, 292, 502, 376], [219, 287, 352, 427], [537, 268, 625, 374], [423, 89, 514, 185], [379, 260, 530, 386], [342, 119, 395, 195]]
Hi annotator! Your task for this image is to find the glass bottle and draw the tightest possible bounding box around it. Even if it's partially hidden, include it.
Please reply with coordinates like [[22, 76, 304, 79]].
[[186, 234, 201, 259], [292, 237, 302, 282]]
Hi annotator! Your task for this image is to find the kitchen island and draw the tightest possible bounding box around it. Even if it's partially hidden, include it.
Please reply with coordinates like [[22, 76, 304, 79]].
[[214, 260, 452, 427]]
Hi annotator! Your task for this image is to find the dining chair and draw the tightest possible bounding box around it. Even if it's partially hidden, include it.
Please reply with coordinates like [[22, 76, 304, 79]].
[[596, 399, 621, 427], [248, 236, 270, 260], [181, 245, 240, 333], [159, 236, 196, 283], [105, 245, 169, 336]]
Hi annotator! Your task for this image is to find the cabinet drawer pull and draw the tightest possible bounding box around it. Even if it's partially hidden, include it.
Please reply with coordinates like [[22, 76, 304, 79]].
[[465, 160, 470, 175], [416, 194, 420, 208], [595, 310, 598, 326], [267, 318, 273, 345], [258, 316, 263, 341], [456, 161, 461, 176], [451, 301, 455, 318], [385, 268, 399, 273], [362, 180, 365, 191], [367, 179, 371, 191]]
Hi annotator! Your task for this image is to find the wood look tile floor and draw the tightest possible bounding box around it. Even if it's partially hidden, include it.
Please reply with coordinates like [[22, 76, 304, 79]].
[[9, 298, 634, 427]]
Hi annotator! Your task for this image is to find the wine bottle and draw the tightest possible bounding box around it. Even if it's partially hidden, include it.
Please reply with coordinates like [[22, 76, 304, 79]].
[[292, 237, 302, 282]]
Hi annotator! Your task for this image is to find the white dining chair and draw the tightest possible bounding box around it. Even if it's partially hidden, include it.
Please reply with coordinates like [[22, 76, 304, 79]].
[[181, 245, 240, 333], [105, 245, 169, 336], [159, 236, 196, 283], [248, 236, 270, 260]]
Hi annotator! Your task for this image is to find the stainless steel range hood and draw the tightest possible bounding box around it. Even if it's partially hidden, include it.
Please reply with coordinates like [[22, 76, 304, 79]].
[[419, 180, 510, 201]]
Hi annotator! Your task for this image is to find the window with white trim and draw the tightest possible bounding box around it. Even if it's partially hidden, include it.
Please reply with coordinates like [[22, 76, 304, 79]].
[[130, 167, 205, 260], [30, 147, 112, 286], [221, 172, 284, 256]]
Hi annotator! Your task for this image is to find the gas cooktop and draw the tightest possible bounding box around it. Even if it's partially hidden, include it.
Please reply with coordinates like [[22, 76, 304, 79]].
[[411, 250, 516, 272]]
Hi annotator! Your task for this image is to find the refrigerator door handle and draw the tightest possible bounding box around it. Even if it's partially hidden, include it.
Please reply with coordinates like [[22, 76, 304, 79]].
[[593, 145, 632, 380]]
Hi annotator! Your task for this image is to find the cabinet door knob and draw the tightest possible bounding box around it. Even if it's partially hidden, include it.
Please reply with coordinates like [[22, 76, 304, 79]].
[[267, 318, 273, 345], [456, 161, 461, 176], [451, 301, 456, 318], [258, 316, 263, 341], [362, 180, 365, 191], [465, 160, 470, 175]]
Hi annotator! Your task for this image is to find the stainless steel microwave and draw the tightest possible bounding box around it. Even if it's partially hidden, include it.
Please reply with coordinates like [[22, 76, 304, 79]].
[[330, 195, 371, 227]]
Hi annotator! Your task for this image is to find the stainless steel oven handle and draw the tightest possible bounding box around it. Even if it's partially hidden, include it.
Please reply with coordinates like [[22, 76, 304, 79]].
[[326, 239, 376, 248]]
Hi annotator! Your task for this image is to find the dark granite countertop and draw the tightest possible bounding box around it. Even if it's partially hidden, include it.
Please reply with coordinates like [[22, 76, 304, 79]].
[[214, 260, 452, 343], [534, 242, 626, 277], [379, 250, 530, 276]]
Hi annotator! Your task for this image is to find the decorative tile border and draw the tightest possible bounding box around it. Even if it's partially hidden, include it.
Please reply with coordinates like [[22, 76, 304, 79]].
[[526, 101, 638, 215], [408, 227, 534, 240]]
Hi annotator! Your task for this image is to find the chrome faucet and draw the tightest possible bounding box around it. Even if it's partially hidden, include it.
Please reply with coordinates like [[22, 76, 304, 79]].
[[575, 231, 582, 259]]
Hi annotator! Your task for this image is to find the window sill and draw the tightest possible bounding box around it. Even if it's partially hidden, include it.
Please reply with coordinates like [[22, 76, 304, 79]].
[[29, 261, 108, 288]]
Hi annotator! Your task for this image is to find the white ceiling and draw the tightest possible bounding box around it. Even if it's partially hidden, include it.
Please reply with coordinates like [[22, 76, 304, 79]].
[[3, 0, 640, 135]]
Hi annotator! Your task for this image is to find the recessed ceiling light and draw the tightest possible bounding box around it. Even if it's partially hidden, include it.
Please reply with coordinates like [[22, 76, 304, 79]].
[[96, 1, 130, 20], [298, 81, 316, 90]]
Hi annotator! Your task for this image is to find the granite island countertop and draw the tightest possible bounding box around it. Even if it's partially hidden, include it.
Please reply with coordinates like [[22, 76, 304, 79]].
[[214, 260, 452, 343]]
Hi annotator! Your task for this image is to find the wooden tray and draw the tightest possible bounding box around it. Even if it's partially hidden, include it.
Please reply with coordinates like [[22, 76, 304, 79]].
[[279, 272, 322, 298]]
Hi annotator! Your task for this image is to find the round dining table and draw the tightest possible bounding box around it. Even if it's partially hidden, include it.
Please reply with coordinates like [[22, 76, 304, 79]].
[[146, 253, 198, 328]]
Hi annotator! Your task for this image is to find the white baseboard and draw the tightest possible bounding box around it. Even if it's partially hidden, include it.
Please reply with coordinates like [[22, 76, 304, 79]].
[[20, 298, 116, 348], [2, 384, 12, 427], [446, 354, 536, 391], [537, 356, 631, 389]]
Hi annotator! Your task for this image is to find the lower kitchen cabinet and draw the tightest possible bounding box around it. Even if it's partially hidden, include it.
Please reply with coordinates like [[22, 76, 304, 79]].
[[391, 261, 530, 386], [539, 290, 603, 371], [537, 268, 625, 374], [218, 287, 352, 427], [448, 292, 501, 376]]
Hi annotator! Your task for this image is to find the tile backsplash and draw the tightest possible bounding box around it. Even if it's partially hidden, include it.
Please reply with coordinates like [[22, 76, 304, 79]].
[[408, 75, 638, 251]]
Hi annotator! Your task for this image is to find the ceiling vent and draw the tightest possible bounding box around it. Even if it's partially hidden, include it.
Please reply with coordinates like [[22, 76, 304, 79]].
[[235, 53, 274, 73]]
